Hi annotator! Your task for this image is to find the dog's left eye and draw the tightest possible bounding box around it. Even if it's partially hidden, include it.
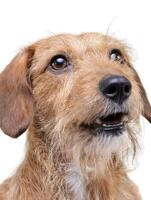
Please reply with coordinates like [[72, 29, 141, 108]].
[[109, 49, 124, 63], [49, 55, 69, 71]]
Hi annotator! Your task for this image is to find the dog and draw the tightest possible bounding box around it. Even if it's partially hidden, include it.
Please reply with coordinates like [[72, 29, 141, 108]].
[[0, 33, 151, 200]]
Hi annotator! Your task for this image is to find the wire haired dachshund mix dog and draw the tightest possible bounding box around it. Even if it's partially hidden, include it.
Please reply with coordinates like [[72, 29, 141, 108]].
[[0, 33, 151, 200]]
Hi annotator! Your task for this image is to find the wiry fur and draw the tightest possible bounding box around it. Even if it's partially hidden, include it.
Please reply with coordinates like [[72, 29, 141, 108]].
[[0, 33, 151, 200]]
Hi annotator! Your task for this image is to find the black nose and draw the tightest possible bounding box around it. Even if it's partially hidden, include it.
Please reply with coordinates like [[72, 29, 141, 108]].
[[99, 75, 132, 103]]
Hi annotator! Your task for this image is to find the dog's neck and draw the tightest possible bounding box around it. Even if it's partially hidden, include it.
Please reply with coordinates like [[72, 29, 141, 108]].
[[22, 124, 125, 200]]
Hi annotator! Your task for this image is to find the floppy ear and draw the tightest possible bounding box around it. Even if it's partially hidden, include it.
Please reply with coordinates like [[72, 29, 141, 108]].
[[0, 47, 34, 138], [132, 67, 151, 123]]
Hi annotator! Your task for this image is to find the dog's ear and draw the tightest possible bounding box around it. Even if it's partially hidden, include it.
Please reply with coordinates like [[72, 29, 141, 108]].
[[132, 67, 151, 123], [0, 47, 35, 138]]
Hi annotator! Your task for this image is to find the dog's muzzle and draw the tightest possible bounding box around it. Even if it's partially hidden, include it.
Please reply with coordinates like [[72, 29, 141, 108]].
[[80, 75, 131, 137]]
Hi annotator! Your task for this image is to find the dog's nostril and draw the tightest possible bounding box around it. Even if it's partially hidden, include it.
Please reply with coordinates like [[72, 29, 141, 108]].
[[99, 75, 132, 104], [124, 84, 131, 95], [105, 85, 118, 97]]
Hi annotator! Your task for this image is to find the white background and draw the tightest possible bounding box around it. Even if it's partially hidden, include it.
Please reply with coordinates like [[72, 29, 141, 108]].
[[0, 0, 151, 199]]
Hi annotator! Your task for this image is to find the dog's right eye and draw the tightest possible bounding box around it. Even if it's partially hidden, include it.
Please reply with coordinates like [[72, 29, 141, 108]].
[[49, 55, 70, 72]]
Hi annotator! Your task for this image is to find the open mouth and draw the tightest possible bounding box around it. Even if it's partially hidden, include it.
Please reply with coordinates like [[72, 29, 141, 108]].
[[80, 112, 128, 136]]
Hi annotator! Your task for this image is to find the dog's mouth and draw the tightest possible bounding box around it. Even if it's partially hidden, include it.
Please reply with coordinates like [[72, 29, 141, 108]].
[[80, 112, 128, 136]]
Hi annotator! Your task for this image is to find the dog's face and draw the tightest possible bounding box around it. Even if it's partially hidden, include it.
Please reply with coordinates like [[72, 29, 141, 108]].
[[0, 33, 151, 161]]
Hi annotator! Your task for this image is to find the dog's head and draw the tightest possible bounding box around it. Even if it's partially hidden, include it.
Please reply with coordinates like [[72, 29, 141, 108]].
[[0, 33, 151, 160]]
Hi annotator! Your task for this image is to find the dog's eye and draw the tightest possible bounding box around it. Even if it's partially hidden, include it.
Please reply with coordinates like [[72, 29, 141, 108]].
[[110, 49, 124, 64], [49, 55, 69, 71]]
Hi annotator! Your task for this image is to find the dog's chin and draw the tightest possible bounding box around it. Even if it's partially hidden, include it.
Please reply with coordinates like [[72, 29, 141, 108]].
[[80, 112, 129, 137]]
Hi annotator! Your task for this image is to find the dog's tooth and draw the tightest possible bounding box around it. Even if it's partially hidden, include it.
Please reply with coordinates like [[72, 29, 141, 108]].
[[95, 118, 102, 125], [102, 124, 110, 127], [102, 122, 124, 128]]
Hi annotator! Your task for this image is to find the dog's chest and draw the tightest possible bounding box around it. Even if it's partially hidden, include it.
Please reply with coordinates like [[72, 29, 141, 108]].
[[66, 165, 84, 200], [66, 165, 112, 200]]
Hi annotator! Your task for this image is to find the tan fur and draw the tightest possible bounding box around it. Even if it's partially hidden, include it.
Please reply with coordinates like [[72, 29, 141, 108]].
[[0, 33, 151, 200]]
